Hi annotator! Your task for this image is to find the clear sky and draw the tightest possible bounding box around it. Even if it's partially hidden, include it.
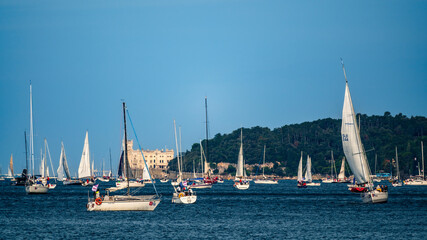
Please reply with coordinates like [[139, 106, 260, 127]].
[[1, 0, 426, 176]]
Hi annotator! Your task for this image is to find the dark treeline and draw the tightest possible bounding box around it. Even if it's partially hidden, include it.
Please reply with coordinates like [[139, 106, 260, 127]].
[[169, 112, 427, 177]]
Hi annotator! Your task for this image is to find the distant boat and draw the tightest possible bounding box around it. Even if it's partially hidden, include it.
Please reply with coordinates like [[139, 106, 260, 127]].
[[6, 154, 14, 180], [234, 128, 250, 190], [392, 146, 403, 187], [404, 141, 427, 186], [297, 152, 307, 188], [340, 60, 387, 203], [25, 83, 48, 194], [304, 155, 321, 186], [337, 157, 351, 183], [171, 120, 197, 204], [78, 131, 94, 186], [254, 145, 278, 184], [58, 142, 80, 185], [322, 151, 337, 183], [86, 102, 161, 211]]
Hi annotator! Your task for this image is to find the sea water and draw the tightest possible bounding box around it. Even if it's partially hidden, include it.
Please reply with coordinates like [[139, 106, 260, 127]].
[[1, 180, 426, 239]]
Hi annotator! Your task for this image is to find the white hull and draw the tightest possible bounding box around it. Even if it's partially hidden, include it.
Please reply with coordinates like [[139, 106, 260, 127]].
[[116, 181, 145, 188], [361, 190, 388, 203], [171, 181, 179, 186], [234, 182, 250, 190], [253, 179, 278, 184], [87, 195, 160, 211], [404, 179, 427, 185], [322, 179, 335, 183], [97, 178, 110, 182], [82, 181, 94, 186], [48, 184, 56, 189], [306, 182, 321, 186], [26, 184, 49, 194], [171, 193, 197, 204], [160, 179, 169, 183], [63, 179, 81, 185], [392, 182, 403, 187], [188, 183, 212, 189]]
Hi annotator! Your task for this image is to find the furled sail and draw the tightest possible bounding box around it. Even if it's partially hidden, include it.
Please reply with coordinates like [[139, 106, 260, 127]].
[[338, 157, 346, 180], [118, 151, 124, 178], [341, 82, 371, 184], [78, 131, 91, 178]]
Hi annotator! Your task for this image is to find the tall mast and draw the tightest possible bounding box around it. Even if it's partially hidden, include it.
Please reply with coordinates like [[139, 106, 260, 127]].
[[123, 102, 130, 195], [30, 83, 34, 177], [205, 97, 209, 167], [422, 141, 424, 179], [263, 145, 266, 176], [24, 131, 28, 171], [374, 154, 377, 175], [179, 126, 183, 174], [395, 146, 400, 181]]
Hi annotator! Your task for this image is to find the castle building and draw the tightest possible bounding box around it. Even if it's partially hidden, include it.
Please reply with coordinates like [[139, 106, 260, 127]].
[[126, 140, 174, 171]]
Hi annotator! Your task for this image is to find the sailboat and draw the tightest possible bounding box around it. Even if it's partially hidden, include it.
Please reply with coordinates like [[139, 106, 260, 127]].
[[58, 142, 80, 185], [304, 155, 321, 186], [254, 145, 278, 184], [6, 154, 14, 180], [404, 141, 427, 185], [113, 149, 144, 191], [391, 146, 403, 187], [202, 97, 217, 185], [187, 140, 213, 189], [234, 128, 250, 190], [41, 139, 57, 189], [337, 157, 351, 183], [171, 120, 197, 204], [87, 102, 161, 211], [297, 152, 306, 188], [322, 151, 338, 183], [79, 131, 94, 186], [25, 83, 49, 194], [340, 60, 387, 203]]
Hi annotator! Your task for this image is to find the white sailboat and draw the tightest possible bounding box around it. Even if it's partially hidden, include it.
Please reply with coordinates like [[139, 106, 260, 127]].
[[297, 152, 307, 188], [79, 131, 94, 186], [337, 157, 351, 183], [254, 145, 278, 184], [58, 142, 81, 185], [43, 139, 56, 189], [87, 102, 161, 211], [112, 149, 144, 191], [6, 154, 14, 179], [172, 120, 197, 204], [322, 151, 337, 183], [234, 128, 250, 190], [404, 141, 427, 185], [304, 155, 321, 186], [340, 60, 387, 203], [186, 140, 213, 189], [25, 83, 49, 194]]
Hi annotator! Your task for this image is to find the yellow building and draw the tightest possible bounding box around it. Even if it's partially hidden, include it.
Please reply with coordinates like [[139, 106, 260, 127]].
[[126, 140, 174, 171]]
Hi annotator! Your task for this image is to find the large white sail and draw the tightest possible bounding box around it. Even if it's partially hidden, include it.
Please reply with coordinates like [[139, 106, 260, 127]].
[[341, 81, 371, 184], [304, 155, 312, 182], [78, 131, 91, 178], [297, 152, 303, 182], [338, 157, 346, 180], [57, 142, 71, 181], [236, 129, 244, 178], [9, 154, 13, 176], [142, 166, 150, 181]]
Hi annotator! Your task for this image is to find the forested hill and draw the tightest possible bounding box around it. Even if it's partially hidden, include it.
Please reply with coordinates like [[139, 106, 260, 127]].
[[169, 112, 427, 177]]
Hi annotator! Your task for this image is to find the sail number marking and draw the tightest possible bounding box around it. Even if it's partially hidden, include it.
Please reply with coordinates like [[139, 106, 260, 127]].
[[342, 134, 349, 141]]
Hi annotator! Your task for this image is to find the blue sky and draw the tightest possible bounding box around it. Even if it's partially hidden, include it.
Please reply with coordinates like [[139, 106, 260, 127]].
[[1, 0, 426, 175]]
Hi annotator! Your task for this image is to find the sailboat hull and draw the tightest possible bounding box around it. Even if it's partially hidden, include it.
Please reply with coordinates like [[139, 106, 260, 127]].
[[404, 179, 427, 185], [305, 182, 321, 186], [25, 184, 49, 194], [253, 179, 278, 184], [87, 195, 160, 211], [234, 181, 250, 190], [171, 193, 197, 204], [361, 190, 388, 203]]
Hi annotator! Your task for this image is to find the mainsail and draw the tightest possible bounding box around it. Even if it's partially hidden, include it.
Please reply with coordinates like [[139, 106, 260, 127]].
[[142, 165, 150, 181], [297, 152, 303, 182], [236, 129, 244, 178], [57, 142, 71, 181], [304, 155, 312, 182], [338, 157, 346, 180], [9, 154, 13, 177], [341, 79, 371, 184], [78, 131, 91, 178]]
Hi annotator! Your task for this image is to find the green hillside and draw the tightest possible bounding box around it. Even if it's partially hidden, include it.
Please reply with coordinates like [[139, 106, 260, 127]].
[[169, 112, 427, 177]]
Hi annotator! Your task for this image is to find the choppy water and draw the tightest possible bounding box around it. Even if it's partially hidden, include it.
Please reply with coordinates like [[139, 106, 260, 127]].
[[1, 180, 426, 239]]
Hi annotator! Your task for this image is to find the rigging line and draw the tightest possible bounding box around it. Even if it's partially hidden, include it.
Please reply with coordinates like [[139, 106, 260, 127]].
[[126, 109, 160, 197]]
